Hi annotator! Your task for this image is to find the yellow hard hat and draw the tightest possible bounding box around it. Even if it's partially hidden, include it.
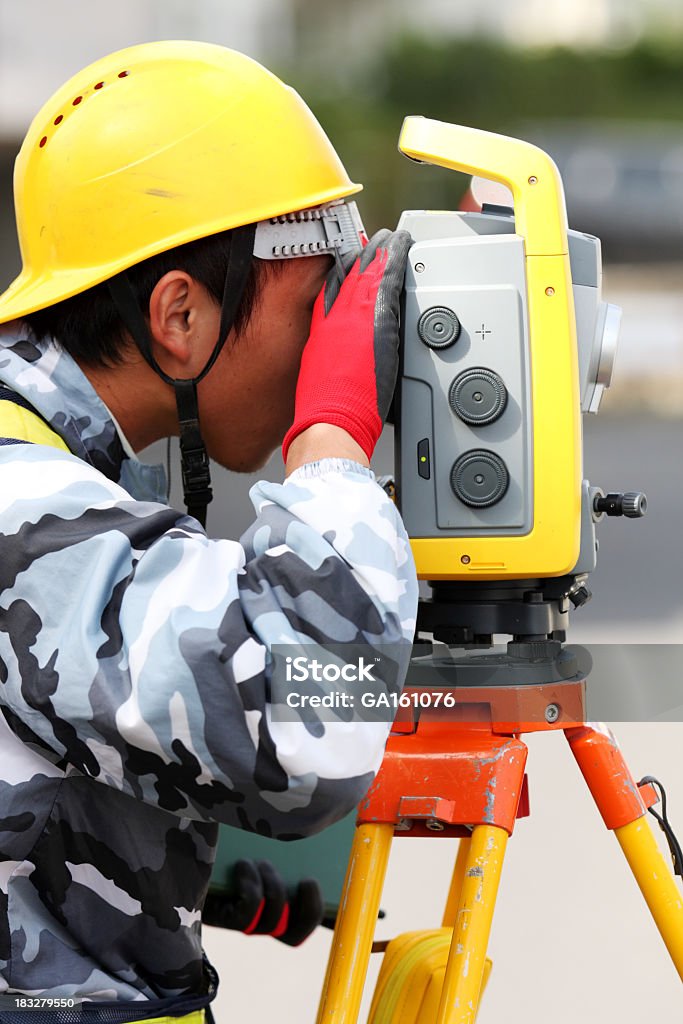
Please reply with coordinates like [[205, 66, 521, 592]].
[[0, 40, 361, 323]]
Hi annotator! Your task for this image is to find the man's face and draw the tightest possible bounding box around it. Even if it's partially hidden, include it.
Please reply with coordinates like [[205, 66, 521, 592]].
[[197, 254, 332, 472]]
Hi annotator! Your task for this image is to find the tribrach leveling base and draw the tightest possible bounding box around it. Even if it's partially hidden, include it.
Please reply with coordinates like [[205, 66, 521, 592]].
[[315, 665, 683, 1024]]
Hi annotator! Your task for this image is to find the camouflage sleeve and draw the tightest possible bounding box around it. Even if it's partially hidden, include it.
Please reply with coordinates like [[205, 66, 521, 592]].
[[0, 448, 417, 838]]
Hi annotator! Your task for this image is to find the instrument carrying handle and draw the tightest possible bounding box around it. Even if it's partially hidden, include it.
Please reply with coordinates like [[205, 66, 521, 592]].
[[398, 116, 569, 257]]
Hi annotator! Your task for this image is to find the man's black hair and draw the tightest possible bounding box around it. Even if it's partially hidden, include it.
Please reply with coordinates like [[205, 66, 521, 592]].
[[24, 228, 273, 368]]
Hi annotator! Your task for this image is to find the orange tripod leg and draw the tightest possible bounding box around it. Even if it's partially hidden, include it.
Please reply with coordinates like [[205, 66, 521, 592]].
[[567, 724, 683, 979]]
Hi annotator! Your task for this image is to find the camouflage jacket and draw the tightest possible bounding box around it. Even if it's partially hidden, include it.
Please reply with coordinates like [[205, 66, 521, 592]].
[[0, 329, 418, 1015]]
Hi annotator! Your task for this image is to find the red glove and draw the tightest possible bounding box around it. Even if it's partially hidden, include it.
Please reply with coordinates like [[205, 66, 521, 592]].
[[282, 229, 412, 462]]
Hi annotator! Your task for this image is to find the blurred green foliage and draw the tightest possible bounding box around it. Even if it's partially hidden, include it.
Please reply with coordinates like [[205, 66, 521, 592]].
[[280, 36, 683, 232]]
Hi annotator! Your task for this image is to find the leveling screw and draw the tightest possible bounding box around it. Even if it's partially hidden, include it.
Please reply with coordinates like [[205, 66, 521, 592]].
[[545, 703, 561, 724]]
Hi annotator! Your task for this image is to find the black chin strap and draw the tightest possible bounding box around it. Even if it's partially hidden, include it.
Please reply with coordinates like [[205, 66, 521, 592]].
[[173, 378, 213, 524], [107, 223, 257, 528]]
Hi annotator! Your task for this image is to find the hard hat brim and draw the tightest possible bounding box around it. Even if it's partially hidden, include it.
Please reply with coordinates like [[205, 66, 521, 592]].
[[0, 182, 362, 324]]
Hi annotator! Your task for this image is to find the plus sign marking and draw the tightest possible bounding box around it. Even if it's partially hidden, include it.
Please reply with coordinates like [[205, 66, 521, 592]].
[[475, 323, 492, 341]]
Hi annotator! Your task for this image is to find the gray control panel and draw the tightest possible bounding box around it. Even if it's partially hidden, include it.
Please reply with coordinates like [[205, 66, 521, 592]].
[[397, 215, 531, 537], [396, 208, 617, 547]]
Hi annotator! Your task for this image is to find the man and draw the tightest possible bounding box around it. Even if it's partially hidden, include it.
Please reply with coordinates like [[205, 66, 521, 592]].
[[0, 41, 417, 1022]]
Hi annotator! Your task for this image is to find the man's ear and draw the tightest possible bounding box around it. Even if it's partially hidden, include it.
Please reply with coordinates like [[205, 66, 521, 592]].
[[148, 271, 195, 368]]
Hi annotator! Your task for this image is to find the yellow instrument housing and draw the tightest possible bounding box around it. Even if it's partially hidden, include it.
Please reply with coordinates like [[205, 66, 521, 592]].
[[399, 117, 582, 581]]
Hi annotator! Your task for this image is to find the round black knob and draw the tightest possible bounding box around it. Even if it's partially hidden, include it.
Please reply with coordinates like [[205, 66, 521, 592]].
[[417, 306, 461, 350], [593, 491, 647, 518], [622, 492, 647, 518], [450, 450, 509, 508], [449, 368, 507, 425]]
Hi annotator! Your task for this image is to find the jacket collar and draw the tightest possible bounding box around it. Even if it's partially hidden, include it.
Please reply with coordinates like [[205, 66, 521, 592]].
[[0, 327, 167, 503]]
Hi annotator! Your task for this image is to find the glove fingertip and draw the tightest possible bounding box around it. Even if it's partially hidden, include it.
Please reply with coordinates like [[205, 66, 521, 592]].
[[256, 859, 287, 897], [232, 858, 261, 884], [391, 229, 414, 257], [358, 228, 391, 274], [294, 877, 324, 921], [296, 877, 323, 897]]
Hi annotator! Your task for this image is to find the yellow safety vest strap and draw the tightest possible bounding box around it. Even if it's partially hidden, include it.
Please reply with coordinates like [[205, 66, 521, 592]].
[[120, 1014, 205, 1024], [0, 399, 70, 451]]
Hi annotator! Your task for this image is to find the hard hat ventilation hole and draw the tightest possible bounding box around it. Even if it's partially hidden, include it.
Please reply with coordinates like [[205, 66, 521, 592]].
[[38, 71, 129, 149]]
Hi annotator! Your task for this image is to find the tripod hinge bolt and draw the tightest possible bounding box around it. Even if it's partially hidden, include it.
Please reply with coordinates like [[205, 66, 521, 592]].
[[426, 818, 446, 832], [545, 703, 561, 724]]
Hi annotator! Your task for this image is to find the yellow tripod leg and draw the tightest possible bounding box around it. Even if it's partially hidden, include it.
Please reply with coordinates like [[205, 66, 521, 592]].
[[441, 838, 493, 1017], [567, 724, 683, 979], [435, 825, 508, 1024], [615, 816, 683, 979], [442, 838, 470, 928], [317, 823, 394, 1024]]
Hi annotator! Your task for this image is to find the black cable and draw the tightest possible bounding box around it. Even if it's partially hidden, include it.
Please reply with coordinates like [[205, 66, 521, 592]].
[[638, 775, 683, 878]]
